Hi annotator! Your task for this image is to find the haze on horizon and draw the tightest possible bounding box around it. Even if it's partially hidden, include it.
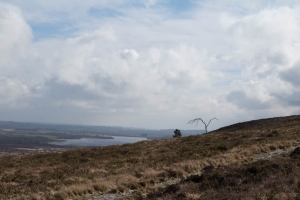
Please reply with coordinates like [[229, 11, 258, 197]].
[[0, 0, 299, 130]]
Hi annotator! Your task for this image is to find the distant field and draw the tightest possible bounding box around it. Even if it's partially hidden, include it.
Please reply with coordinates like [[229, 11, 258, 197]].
[[11, 133, 58, 139]]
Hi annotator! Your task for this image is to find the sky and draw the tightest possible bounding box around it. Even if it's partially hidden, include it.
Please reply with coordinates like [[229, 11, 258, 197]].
[[0, 0, 300, 131]]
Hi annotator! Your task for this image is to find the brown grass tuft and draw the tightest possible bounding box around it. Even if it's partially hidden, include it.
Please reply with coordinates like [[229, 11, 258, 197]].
[[93, 181, 113, 192]]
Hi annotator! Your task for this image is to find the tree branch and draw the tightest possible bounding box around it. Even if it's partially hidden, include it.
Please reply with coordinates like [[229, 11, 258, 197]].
[[207, 117, 217, 127], [187, 118, 206, 127], [188, 117, 218, 133]]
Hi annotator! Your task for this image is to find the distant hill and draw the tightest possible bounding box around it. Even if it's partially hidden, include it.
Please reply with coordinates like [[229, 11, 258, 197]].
[[0, 121, 204, 138]]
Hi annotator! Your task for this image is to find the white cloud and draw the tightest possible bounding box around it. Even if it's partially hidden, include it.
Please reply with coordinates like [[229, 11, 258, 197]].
[[0, 3, 33, 70], [0, 76, 29, 108], [0, 1, 300, 129], [119, 49, 139, 60], [224, 7, 300, 65]]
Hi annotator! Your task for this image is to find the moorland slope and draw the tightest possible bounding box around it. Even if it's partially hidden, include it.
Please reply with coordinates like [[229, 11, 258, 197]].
[[0, 115, 300, 199], [139, 115, 300, 199]]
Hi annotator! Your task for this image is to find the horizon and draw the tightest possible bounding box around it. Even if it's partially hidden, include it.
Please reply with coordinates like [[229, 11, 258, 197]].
[[0, 113, 297, 131], [0, 119, 204, 131], [1, 1, 300, 130]]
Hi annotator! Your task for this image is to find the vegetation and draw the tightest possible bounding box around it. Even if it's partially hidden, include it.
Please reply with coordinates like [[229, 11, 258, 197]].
[[142, 156, 300, 199], [0, 115, 300, 199], [173, 129, 182, 138]]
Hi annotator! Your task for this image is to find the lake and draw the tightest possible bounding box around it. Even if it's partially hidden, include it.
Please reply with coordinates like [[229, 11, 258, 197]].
[[49, 136, 147, 147]]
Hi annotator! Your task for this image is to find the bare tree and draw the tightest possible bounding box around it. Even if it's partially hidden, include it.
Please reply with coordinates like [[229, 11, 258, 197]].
[[188, 117, 218, 133]]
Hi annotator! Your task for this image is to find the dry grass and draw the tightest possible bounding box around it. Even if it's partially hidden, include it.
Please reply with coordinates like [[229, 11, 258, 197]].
[[185, 193, 202, 199], [143, 156, 300, 200], [0, 115, 300, 199]]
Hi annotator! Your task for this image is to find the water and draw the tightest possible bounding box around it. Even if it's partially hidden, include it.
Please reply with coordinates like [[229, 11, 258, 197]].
[[49, 136, 147, 147]]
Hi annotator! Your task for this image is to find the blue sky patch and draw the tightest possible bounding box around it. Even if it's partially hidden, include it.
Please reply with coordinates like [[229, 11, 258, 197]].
[[163, 0, 195, 13], [88, 8, 124, 18], [30, 22, 77, 41]]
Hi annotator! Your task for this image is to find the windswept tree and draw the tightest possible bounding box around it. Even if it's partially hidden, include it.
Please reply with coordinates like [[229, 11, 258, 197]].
[[188, 117, 218, 133], [173, 129, 182, 138]]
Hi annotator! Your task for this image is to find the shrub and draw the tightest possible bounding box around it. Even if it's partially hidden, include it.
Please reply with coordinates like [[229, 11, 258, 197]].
[[173, 129, 182, 138]]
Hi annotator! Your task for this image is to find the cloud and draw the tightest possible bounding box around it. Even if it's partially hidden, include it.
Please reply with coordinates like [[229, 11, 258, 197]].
[[222, 6, 300, 70], [221, 6, 300, 115], [119, 49, 139, 60], [280, 63, 300, 87], [226, 90, 271, 110], [44, 79, 100, 101], [0, 3, 33, 70], [76, 28, 116, 44], [1, 1, 300, 129], [275, 92, 300, 107], [144, 0, 160, 8], [1, 0, 131, 23], [0, 76, 29, 108]]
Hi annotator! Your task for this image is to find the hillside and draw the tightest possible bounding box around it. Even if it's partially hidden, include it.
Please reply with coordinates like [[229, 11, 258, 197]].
[[139, 115, 300, 199], [0, 115, 300, 199]]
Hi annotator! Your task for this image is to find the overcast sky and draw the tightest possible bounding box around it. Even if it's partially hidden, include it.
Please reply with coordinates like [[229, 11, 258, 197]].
[[0, 0, 300, 130]]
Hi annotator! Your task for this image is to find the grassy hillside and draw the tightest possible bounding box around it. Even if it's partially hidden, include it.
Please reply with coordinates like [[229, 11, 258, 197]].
[[142, 157, 300, 199], [137, 115, 300, 200], [0, 115, 300, 199]]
